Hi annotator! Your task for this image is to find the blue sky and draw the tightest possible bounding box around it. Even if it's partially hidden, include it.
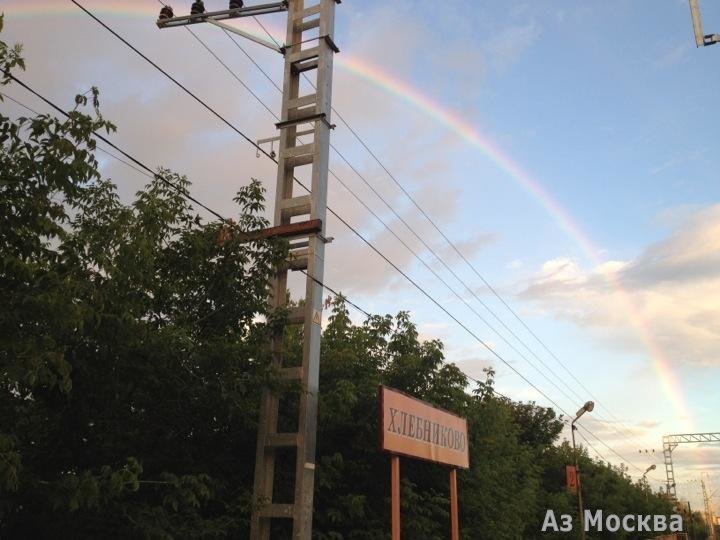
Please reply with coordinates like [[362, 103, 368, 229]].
[[2, 0, 719, 509]]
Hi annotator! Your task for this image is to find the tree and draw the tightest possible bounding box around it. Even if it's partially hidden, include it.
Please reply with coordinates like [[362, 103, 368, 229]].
[[1, 21, 286, 537], [1, 22, 682, 539]]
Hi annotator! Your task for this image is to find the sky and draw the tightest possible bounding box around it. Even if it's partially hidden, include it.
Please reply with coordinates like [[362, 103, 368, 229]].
[[1, 0, 719, 511]]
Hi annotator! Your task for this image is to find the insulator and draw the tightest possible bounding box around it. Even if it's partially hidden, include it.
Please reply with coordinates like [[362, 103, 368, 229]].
[[159, 5, 174, 19], [229, 0, 244, 9], [190, 0, 205, 15]]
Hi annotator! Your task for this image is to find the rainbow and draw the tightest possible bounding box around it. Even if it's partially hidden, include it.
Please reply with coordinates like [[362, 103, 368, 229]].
[[4, 2, 691, 423], [337, 56, 691, 421]]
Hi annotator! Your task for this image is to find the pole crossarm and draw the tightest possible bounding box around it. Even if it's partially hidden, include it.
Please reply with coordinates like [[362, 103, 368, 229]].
[[689, 0, 720, 47], [665, 433, 720, 444], [156, 2, 288, 29], [662, 432, 720, 503]]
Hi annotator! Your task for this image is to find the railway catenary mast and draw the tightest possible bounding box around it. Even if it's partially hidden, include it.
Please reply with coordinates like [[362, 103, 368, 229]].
[[157, 1, 339, 538]]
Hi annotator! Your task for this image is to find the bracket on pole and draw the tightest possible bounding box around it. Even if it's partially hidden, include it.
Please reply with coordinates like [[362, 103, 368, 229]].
[[205, 18, 284, 53], [256, 129, 315, 158], [156, 2, 288, 29]]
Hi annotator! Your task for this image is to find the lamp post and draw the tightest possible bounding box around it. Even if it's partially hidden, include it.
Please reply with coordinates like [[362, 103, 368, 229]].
[[571, 401, 594, 540], [642, 464, 656, 501]]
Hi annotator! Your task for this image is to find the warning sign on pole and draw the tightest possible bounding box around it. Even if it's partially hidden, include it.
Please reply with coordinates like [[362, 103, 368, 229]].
[[565, 465, 578, 494]]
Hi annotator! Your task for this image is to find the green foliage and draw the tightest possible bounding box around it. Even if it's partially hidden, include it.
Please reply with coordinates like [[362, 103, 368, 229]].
[[1, 25, 285, 538], [0, 15, 26, 88], [1, 23, 698, 539]]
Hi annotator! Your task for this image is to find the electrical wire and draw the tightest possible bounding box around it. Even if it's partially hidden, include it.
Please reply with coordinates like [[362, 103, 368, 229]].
[[66, 1, 655, 477], [171, 20, 587, 411], [5, 74, 226, 222], [10, 58, 567, 420], [3, 84, 373, 324], [205, 15, 658, 455], [6, 79, 652, 479], [250, 13, 650, 450]]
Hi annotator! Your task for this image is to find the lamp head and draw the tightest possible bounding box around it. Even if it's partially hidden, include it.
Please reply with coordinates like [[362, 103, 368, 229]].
[[574, 401, 594, 421]]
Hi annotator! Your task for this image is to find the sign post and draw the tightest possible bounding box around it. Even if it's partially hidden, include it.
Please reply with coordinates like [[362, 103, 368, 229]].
[[378, 386, 469, 539], [392, 455, 400, 540], [449, 468, 459, 540]]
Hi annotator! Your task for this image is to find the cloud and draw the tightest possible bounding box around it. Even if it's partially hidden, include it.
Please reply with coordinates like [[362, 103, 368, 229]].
[[622, 205, 720, 287], [517, 205, 720, 367], [2, 4, 490, 304]]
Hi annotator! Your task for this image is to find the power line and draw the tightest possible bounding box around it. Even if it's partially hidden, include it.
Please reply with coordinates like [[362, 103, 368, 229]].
[[213, 15, 656, 452], [4, 63, 617, 464], [94, 1, 652, 461], [2, 88, 491, 399], [577, 424, 644, 474], [10, 16, 567, 417], [254, 15, 655, 453], [217, 17, 589, 403], [6, 77, 653, 479], [3, 82, 370, 323], [1, 90, 153, 178], [6, 74, 226, 222], [67, 2, 653, 476], [172, 19, 589, 412], [574, 424, 608, 462]]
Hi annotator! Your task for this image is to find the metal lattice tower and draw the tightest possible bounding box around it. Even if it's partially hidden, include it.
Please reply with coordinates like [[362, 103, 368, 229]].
[[662, 433, 720, 502], [250, 1, 338, 538]]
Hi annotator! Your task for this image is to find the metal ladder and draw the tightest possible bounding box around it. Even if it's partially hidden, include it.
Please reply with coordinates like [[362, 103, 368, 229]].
[[250, 1, 338, 538]]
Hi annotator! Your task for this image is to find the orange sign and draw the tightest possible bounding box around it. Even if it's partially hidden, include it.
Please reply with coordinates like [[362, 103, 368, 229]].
[[565, 465, 578, 494], [378, 386, 469, 469]]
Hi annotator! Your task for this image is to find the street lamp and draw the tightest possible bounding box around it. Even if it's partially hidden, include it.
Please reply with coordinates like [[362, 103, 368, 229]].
[[643, 464, 656, 502], [571, 401, 594, 540]]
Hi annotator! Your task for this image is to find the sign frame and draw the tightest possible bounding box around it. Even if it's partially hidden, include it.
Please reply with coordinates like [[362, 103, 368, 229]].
[[378, 385, 469, 540], [378, 385, 470, 469]]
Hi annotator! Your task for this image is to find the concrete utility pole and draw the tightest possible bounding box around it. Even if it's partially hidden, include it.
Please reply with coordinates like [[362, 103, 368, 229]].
[[571, 401, 595, 540], [157, 1, 339, 538], [250, 1, 338, 537]]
